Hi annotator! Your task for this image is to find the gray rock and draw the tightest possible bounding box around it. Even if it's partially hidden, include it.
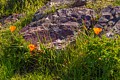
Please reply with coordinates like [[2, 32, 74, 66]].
[[0, 14, 25, 27], [32, 0, 87, 21], [20, 7, 96, 49], [21, 3, 120, 50], [95, 6, 120, 38]]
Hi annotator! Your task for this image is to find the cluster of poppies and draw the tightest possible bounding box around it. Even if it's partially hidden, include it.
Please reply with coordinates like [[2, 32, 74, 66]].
[[9, 26, 36, 52]]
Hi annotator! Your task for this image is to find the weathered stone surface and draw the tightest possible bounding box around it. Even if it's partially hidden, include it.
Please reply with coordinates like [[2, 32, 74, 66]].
[[32, 0, 87, 21], [50, 0, 87, 8], [21, 7, 96, 49], [95, 6, 120, 38], [21, 0, 120, 50]]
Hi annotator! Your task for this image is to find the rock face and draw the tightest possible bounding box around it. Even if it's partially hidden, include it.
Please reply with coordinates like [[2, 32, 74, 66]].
[[21, 7, 96, 49], [20, 0, 120, 49], [95, 6, 120, 38], [32, 0, 87, 21]]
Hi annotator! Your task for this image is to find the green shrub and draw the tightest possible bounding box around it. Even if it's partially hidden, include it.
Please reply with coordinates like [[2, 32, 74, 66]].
[[62, 34, 120, 80], [0, 0, 120, 79], [0, 0, 49, 18], [0, 28, 30, 79]]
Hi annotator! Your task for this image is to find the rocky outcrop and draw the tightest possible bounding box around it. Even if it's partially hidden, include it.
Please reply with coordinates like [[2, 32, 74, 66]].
[[32, 0, 87, 21], [95, 6, 120, 38], [20, 1, 120, 49], [21, 7, 96, 49]]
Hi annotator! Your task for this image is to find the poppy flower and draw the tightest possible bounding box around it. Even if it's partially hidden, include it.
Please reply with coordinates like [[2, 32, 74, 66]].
[[10, 26, 16, 32], [28, 44, 36, 51], [93, 27, 102, 35]]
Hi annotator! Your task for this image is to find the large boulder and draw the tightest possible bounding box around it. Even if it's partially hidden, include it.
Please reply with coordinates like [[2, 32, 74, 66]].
[[20, 7, 96, 49], [21, 1, 120, 50]]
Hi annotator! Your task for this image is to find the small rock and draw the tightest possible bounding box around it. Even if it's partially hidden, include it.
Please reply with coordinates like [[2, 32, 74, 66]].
[[0, 13, 25, 27], [95, 6, 120, 38]]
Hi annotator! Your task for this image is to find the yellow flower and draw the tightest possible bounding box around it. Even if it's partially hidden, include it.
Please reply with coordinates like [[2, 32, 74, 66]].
[[93, 27, 102, 35], [28, 44, 36, 51], [10, 26, 16, 32]]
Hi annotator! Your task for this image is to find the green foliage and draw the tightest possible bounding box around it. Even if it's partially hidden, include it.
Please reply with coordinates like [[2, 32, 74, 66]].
[[86, 0, 120, 13], [62, 34, 120, 80], [0, 29, 30, 79], [114, 0, 120, 6], [1, 27, 120, 80], [0, 0, 49, 18], [11, 73, 53, 80], [0, 0, 120, 80]]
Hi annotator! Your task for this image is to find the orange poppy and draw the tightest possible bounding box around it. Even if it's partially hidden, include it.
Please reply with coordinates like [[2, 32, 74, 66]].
[[93, 27, 102, 35], [28, 44, 36, 51], [10, 26, 16, 32]]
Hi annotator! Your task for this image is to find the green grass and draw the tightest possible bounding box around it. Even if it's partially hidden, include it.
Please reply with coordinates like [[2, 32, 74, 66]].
[[0, 0, 120, 80], [0, 0, 49, 18], [1, 29, 120, 80]]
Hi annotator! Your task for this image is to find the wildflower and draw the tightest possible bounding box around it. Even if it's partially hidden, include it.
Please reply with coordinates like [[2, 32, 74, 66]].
[[93, 27, 102, 35], [10, 26, 16, 32], [28, 44, 36, 51]]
